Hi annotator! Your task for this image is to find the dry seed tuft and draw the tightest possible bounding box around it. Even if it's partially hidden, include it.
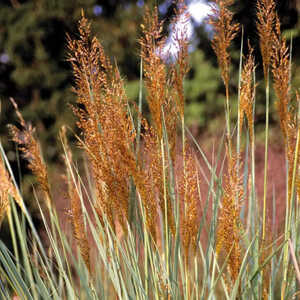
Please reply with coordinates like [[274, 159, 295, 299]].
[[178, 144, 200, 260], [270, 15, 298, 204], [239, 42, 256, 144], [139, 6, 167, 141], [208, 0, 240, 89], [216, 146, 243, 287], [256, 0, 277, 79], [0, 157, 23, 225], [8, 98, 52, 210], [68, 14, 159, 239]]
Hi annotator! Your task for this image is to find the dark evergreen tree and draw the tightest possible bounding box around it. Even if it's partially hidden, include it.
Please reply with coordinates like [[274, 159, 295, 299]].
[[0, 0, 298, 159]]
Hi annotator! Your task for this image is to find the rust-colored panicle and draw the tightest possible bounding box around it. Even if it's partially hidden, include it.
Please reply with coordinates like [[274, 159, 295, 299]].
[[239, 43, 256, 144], [178, 144, 200, 260], [143, 125, 175, 237], [169, 1, 190, 119], [8, 98, 52, 210], [126, 126, 158, 239], [216, 145, 243, 288], [132, 167, 158, 241], [68, 15, 160, 239], [208, 0, 240, 89], [0, 157, 23, 225], [68, 15, 134, 234], [139, 6, 167, 140], [271, 16, 292, 142], [164, 90, 178, 165], [69, 178, 91, 272], [139, 5, 184, 238], [256, 0, 277, 79], [270, 16, 297, 204]]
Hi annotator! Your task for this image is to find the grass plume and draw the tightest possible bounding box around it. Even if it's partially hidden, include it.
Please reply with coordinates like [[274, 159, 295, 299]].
[[256, 0, 276, 79], [8, 98, 52, 210], [0, 156, 23, 225], [216, 147, 243, 290], [208, 0, 240, 156], [239, 42, 256, 144]]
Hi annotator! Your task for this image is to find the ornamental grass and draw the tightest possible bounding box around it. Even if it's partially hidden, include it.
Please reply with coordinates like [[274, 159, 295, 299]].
[[0, 1, 299, 299]]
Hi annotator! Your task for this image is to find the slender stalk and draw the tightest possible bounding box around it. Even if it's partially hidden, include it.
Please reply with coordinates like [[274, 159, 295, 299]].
[[144, 215, 149, 296], [195, 255, 199, 300], [247, 69, 256, 234], [184, 256, 189, 299], [262, 71, 270, 241], [248, 108, 256, 232], [289, 239, 300, 286], [225, 85, 232, 159], [282, 101, 300, 299], [11, 198, 39, 300], [236, 30, 243, 215], [136, 57, 143, 156], [210, 251, 217, 299], [237, 27, 244, 160], [181, 113, 189, 298], [161, 137, 169, 296], [7, 207, 20, 273], [182, 116, 187, 215]]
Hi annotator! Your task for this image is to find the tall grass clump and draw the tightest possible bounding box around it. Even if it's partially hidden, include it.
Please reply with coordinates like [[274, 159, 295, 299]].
[[0, 1, 299, 299]]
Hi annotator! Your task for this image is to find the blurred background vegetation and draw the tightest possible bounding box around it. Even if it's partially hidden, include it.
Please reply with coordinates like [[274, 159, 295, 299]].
[[0, 0, 299, 166]]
